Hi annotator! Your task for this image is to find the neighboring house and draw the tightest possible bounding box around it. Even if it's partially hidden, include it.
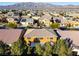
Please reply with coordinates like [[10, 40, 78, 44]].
[[7, 17, 15, 23], [14, 18, 19, 23], [52, 13, 60, 17], [32, 16, 40, 20], [24, 29, 57, 44], [53, 16, 68, 26], [70, 20, 79, 28], [73, 18, 79, 22], [22, 15, 31, 18], [66, 13, 79, 17], [0, 11, 2, 14], [57, 29, 79, 46], [65, 20, 79, 28], [7, 11, 14, 17], [20, 18, 34, 27], [0, 17, 8, 23], [27, 13, 32, 17], [53, 17, 62, 23], [56, 29, 79, 55], [39, 14, 52, 27], [55, 16, 79, 28], [0, 23, 6, 29], [0, 29, 24, 46]]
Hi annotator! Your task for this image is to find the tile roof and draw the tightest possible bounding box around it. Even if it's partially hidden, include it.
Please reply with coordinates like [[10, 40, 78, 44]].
[[57, 29, 79, 46], [0, 29, 23, 44], [24, 29, 57, 38], [53, 17, 67, 23], [39, 14, 52, 20]]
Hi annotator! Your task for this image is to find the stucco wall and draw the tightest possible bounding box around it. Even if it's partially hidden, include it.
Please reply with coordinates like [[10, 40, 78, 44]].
[[24, 36, 57, 44]]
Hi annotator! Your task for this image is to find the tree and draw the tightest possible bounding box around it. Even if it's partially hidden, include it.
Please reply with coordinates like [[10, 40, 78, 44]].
[[53, 39, 72, 56], [50, 23, 60, 29], [10, 39, 24, 56], [0, 41, 5, 55], [43, 42, 53, 56], [19, 11, 22, 17], [34, 44, 43, 56], [0, 41, 10, 55], [1, 9, 9, 14]]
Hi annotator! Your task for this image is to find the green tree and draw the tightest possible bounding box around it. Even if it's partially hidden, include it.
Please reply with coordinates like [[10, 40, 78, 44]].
[[43, 42, 53, 56], [11, 39, 24, 56], [0, 41, 10, 55], [34, 44, 43, 56], [50, 23, 60, 29], [53, 39, 72, 56], [1, 9, 9, 14]]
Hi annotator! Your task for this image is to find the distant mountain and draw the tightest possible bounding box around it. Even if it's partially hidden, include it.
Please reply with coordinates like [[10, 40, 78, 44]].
[[0, 2, 79, 10], [0, 2, 53, 9]]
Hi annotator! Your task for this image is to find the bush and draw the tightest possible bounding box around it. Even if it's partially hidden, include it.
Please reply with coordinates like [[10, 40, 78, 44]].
[[6, 22, 17, 28], [50, 23, 60, 29]]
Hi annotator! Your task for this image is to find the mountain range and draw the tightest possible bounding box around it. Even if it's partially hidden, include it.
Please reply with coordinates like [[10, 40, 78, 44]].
[[0, 2, 79, 10]]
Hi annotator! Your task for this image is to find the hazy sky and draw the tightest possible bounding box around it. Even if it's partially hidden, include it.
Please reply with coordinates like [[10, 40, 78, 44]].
[[0, 2, 17, 6], [51, 2, 79, 5], [0, 2, 79, 6]]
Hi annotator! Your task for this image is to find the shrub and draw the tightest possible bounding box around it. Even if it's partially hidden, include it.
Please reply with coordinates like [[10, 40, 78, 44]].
[[6, 22, 17, 28], [50, 23, 60, 29]]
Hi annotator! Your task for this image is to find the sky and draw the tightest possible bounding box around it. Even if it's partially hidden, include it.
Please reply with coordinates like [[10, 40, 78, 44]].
[[0, 2, 17, 6], [51, 2, 79, 5], [0, 2, 79, 6]]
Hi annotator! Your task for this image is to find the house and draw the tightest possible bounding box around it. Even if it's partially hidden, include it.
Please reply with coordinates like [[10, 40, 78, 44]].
[[56, 29, 79, 55], [0, 17, 8, 23], [64, 20, 79, 28], [55, 16, 79, 28], [66, 13, 79, 17], [52, 13, 60, 17], [22, 15, 31, 18], [0, 11, 2, 14], [20, 18, 34, 27], [7, 11, 14, 17], [32, 16, 40, 20], [7, 17, 15, 23], [39, 14, 52, 27], [57, 29, 79, 46], [69, 20, 79, 27], [27, 13, 32, 17], [53, 17, 63, 23], [0, 29, 24, 46], [24, 29, 57, 44]]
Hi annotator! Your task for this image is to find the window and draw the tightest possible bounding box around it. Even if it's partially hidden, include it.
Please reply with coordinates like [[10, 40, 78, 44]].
[[27, 37, 31, 39], [21, 19, 26, 22], [40, 38, 43, 39], [34, 38, 40, 42], [50, 38, 53, 39]]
